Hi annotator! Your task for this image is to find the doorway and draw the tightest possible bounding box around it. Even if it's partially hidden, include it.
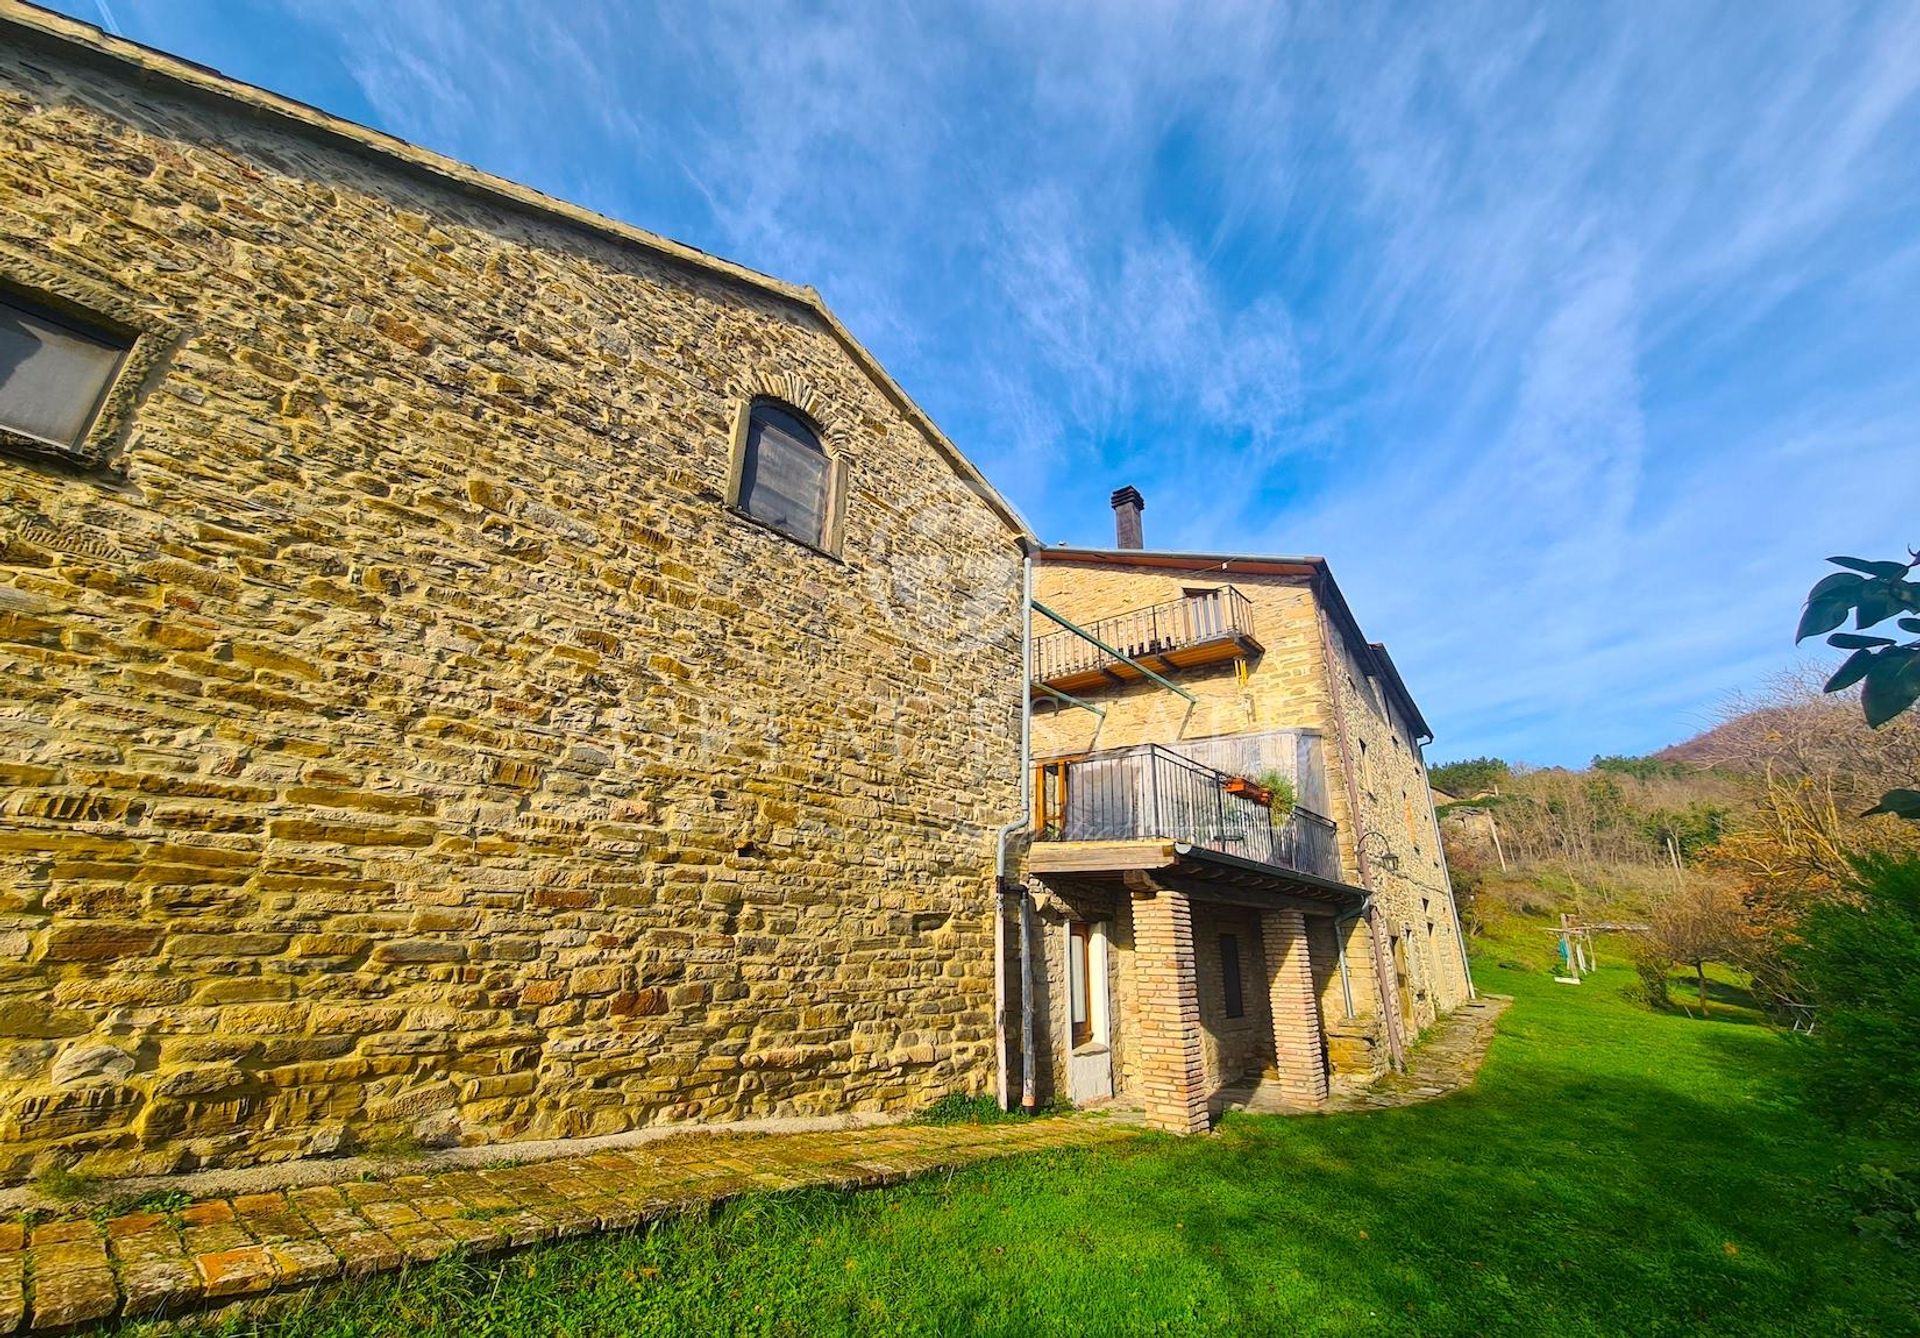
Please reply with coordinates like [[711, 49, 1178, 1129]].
[[1066, 920, 1113, 1103], [1392, 932, 1415, 1033]]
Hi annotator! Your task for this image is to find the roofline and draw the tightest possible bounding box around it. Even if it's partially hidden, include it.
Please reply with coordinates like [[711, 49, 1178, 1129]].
[[0, 0, 1035, 544], [1365, 641, 1433, 745], [1036, 544, 1434, 742], [1034, 545, 1325, 577]]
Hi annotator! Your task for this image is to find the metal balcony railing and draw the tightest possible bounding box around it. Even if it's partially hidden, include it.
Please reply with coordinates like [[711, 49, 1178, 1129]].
[[1034, 744, 1341, 882], [1031, 587, 1256, 685]]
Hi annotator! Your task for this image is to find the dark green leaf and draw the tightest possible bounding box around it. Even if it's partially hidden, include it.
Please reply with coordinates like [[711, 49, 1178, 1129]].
[[1796, 596, 1850, 642], [1855, 587, 1900, 628], [1861, 651, 1920, 727], [1828, 633, 1895, 649], [1861, 789, 1920, 821], [1827, 556, 1912, 579], [1900, 617, 1920, 634], [1824, 648, 1874, 693], [1807, 572, 1867, 602]]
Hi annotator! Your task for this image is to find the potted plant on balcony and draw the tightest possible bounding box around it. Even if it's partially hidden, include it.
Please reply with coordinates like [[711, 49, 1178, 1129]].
[[1224, 770, 1299, 817], [1259, 770, 1298, 820], [1223, 774, 1273, 807]]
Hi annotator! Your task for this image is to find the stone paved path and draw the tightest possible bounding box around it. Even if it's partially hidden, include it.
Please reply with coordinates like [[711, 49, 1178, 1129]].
[[0, 1116, 1137, 1332], [1224, 994, 1513, 1116]]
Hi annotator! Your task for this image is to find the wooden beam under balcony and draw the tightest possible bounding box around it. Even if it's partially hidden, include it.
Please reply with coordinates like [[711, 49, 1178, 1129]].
[[1028, 838, 1180, 875], [1033, 633, 1260, 696]]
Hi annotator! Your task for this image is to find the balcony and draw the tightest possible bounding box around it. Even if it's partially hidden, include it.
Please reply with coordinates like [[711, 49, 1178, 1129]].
[[1032, 744, 1341, 885], [1031, 587, 1262, 695]]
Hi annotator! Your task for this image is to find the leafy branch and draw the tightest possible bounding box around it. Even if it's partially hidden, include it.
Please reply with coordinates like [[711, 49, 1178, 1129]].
[[1798, 551, 1920, 820]]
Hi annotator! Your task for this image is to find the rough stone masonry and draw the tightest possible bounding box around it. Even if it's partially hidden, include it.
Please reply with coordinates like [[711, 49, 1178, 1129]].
[[0, 4, 1029, 1186]]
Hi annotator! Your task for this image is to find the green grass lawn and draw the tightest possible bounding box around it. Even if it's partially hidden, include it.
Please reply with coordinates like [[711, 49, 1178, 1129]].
[[116, 935, 1920, 1337]]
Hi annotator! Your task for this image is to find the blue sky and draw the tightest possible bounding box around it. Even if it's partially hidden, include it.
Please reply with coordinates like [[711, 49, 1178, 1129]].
[[54, 0, 1920, 765]]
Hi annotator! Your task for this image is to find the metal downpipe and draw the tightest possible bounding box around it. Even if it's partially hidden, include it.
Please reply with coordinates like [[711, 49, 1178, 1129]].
[[992, 549, 1036, 1111]]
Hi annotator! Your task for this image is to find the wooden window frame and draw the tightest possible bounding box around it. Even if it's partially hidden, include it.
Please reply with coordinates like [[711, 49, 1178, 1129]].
[[1069, 920, 1093, 1048], [724, 395, 847, 559]]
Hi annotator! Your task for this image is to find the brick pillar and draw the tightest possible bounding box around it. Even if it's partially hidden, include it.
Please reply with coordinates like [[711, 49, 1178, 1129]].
[[1261, 908, 1330, 1107], [1131, 888, 1208, 1134]]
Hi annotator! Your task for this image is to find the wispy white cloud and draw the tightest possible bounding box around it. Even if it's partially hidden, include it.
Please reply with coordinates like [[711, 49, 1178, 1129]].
[[91, 0, 1920, 764]]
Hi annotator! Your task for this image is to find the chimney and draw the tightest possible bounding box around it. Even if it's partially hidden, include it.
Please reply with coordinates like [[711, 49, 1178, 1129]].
[[1110, 485, 1145, 550]]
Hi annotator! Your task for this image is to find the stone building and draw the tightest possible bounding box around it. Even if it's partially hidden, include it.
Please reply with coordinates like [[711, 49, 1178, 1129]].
[[0, 3, 1032, 1185], [1008, 488, 1473, 1133]]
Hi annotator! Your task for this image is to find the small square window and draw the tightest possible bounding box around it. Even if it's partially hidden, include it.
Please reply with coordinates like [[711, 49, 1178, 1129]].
[[0, 292, 131, 454]]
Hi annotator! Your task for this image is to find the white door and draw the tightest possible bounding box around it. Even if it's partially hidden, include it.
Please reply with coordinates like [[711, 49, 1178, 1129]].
[[1066, 920, 1114, 1103]]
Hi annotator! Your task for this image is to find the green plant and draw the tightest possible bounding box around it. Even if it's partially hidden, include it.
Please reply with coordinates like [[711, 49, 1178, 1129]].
[[365, 1131, 430, 1162], [913, 1093, 1029, 1126], [1789, 852, 1920, 1134], [1626, 944, 1674, 1009], [1797, 551, 1920, 819], [1840, 1163, 1920, 1249], [34, 1162, 97, 1204], [1256, 770, 1297, 817], [92, 1187, 191, 1224], [455, 1204, 520, 1222]]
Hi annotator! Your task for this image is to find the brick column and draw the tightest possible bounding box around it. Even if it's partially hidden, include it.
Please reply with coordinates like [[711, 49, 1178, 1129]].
[[1131, 888, 1208, 1134], [1261, 907, 1329, 1107]]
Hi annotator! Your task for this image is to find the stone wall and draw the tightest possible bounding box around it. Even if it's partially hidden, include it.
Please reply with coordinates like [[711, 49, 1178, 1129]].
[[1319, 621, 1473, 1029], [0, 32, 1024, 1184]]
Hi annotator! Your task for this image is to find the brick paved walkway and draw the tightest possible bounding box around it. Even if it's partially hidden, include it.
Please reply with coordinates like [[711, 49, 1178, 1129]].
[[0, 1116, 1137, 1332], [1222, 994, 1513, 1116]]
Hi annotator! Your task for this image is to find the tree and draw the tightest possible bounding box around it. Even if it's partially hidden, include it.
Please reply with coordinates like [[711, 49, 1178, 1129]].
[[1643, 880, 1745, 1015], [1797, 551, 1920, 820], [1428, 756, 1510, 797]]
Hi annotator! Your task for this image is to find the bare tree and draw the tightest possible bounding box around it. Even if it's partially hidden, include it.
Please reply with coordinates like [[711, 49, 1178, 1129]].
[[1643, 880, 1745, 1015]]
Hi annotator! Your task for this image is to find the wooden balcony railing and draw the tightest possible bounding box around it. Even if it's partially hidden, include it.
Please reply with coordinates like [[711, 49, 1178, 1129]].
[[1031, 587, 1259, 691], [1033, 744, 1341, 882]]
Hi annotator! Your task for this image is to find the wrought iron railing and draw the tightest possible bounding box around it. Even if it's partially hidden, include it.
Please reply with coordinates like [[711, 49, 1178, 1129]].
[[1035, 744, 1341, 882], [1031, 587, 1255, 684]]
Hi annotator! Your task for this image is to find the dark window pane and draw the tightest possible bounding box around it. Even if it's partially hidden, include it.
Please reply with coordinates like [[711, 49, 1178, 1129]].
[[740, 402, 828, 546], [1220, 933, 1244, 1018], [0, 296, 129, 449]]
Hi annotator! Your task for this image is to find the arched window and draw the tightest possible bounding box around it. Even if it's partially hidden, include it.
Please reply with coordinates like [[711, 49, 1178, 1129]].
[[735, 399, 834, 550]]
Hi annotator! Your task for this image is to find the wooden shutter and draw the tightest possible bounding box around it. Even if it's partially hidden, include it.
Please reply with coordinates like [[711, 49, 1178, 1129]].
[[740, 402, 829, 546]]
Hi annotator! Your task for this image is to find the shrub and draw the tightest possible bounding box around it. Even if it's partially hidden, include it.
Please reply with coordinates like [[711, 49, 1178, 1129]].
[[1789, 853, 1920, 1134], [1839, 1163, 1920, 1250], [1626, 944, 1674, 1009]]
